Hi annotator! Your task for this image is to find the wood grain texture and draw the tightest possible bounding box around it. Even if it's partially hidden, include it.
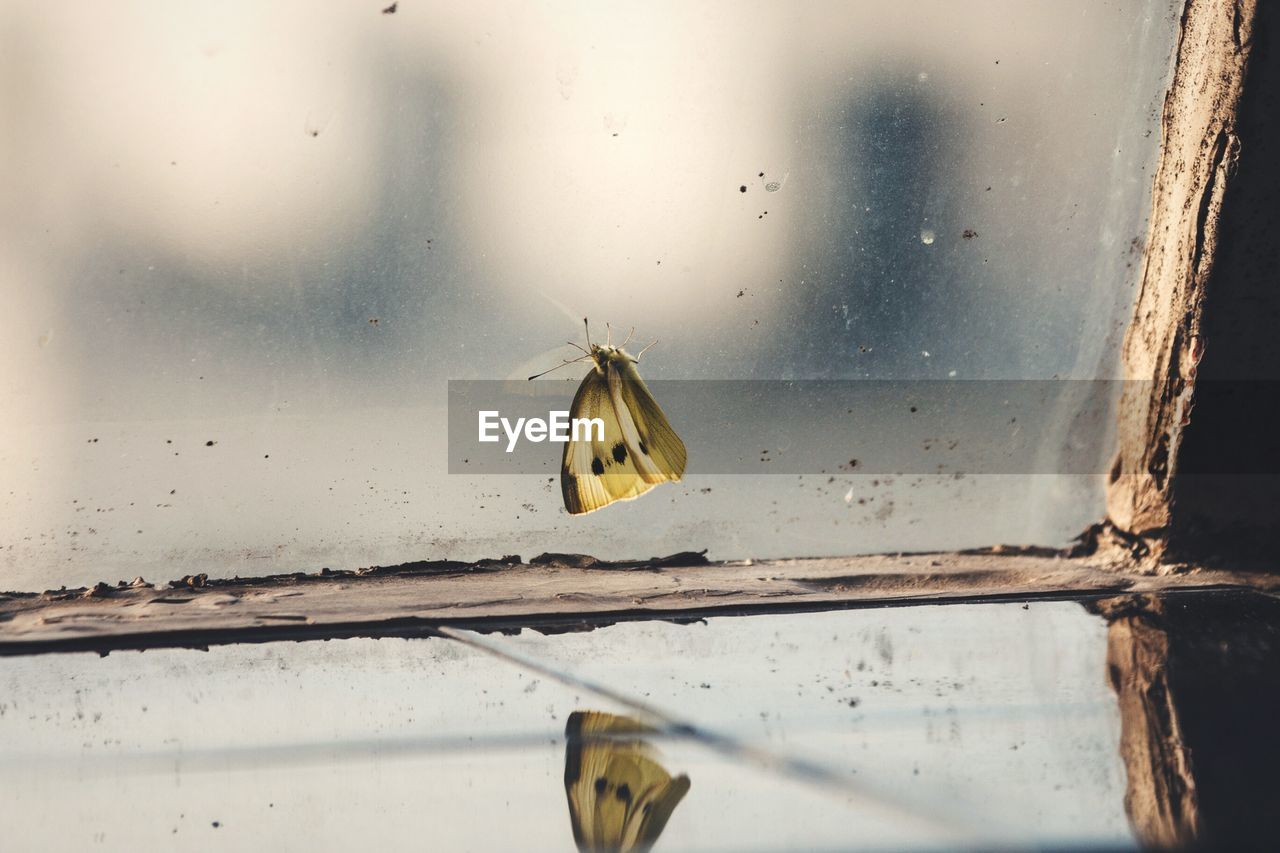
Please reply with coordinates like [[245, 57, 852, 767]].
[[3, 550, 1274, 656], [1108, 0, 1258, 550]]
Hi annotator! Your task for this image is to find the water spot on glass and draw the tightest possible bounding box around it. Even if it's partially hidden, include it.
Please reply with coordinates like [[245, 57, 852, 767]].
[[920, 229, 936, 245], [603, 113, 627, 136], [556, 59, 577, 100], [304, 109, 333, 138], [763, 171, 788, 193], [917, 72, 929, 82], [37, 330, 53, 347]]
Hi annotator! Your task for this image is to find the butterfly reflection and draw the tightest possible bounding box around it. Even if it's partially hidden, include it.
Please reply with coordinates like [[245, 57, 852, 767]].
[[563, 711, 691, 852]]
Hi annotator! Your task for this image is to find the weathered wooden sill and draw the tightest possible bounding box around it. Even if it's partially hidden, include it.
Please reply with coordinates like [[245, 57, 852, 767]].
[[3, 549, 1275, 656]]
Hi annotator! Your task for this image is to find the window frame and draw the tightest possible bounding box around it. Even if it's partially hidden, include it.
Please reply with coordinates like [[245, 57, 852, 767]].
[[2, 0, 1276, 658]]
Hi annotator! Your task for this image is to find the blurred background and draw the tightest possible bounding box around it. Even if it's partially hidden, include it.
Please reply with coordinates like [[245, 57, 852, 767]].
[[0, 0, 1182, 590]]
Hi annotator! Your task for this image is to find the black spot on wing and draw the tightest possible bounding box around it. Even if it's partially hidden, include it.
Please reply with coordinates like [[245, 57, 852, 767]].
[[591, 457, 605, 476], [638, 440, 649, 456], [595, 777, 608, 795], [612, 443, 627, 464], [616, 783, 632, 803]]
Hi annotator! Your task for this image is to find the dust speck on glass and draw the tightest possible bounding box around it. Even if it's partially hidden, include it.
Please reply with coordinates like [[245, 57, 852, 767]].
[[0, 1, 1183, 590]]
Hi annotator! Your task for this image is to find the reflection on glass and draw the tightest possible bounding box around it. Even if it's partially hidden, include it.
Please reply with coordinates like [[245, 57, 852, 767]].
[[564, 711, 690, 852], [1090, 592, 1280, 849]]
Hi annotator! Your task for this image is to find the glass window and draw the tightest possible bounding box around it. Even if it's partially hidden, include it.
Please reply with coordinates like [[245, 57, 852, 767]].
[[1, 1, 1183, 590]]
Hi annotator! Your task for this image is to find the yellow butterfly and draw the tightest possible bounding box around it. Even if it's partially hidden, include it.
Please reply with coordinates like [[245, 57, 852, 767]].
[[563, 711, 691, 852], [531, 320, 687, 515]]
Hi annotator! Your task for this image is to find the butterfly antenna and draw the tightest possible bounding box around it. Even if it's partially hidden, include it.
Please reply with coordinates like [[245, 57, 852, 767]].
[[636, 339, 658, 360], [583, 317, 593, 349], [621, 326, 636, 347], [606, 322, 613, 347], [566, 340, 590, 355], [527, 354, 590, 381]]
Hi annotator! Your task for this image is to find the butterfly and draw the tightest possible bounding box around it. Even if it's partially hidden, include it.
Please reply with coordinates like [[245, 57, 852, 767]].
[[530, 320, 687, 515], [563, 710, 691, 852]]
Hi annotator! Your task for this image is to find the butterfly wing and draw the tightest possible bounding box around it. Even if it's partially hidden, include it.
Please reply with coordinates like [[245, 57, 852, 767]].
[[563, 369, 658, 514], [610, 361, 687, 484], [564, 711, 691, 853]]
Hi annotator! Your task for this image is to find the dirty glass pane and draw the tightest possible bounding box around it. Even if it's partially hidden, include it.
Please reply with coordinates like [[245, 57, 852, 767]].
[[6, 589, 1278, 848], [0, 1, 1182, 590], [0, 600, 1130, 849]]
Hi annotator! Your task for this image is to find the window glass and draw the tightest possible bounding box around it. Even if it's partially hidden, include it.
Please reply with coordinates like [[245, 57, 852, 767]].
[[1, 1, 1182, 590], [0, 602, 1130, 848]]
